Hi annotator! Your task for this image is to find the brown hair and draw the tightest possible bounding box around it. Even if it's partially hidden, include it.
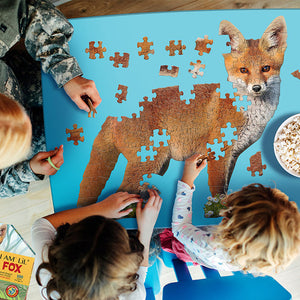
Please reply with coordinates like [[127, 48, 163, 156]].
[[36, 215, 144, 300], [216, 183, 300, 274], [0, 93, 32, 169]]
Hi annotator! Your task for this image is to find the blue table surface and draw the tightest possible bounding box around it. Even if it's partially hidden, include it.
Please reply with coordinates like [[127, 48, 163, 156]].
[[42, 9, 300, 228]]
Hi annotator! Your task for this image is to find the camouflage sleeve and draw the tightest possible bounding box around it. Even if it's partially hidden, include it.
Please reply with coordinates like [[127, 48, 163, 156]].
[[24, 0, 83, 88], [0, 160, 43, 198]]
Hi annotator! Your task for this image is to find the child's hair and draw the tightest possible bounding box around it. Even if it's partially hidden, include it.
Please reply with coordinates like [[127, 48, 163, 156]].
[[217, 183, 300, 274], [36, 215, 144, 300], [0, 93, 32, 169]]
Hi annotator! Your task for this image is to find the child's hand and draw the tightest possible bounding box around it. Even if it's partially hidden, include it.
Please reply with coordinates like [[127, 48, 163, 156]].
[[95, 192, 142, 219], [136, 189, 163, 247], [30, 145, 64, 176], [63, 76, 102, 112], [181, 153, 207, 188]]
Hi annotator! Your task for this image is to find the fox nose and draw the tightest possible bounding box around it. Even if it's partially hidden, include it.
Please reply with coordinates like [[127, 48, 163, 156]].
[[252, 85, 261, 93]]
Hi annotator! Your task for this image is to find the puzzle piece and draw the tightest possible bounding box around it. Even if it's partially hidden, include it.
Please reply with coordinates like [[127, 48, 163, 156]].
[[195, 35, 213, 55], [85, 41, 106, 59], [159, 65, 179, 77], [115, 84, 128, 103], [66, 124, 84, 145], [247, 151, 266, 176], [137, 146, 158, 162], [188, 60, 205, 78], [165, 40, 186, 56], [221, 122, 238, 146], [207, 138, 225, 161], [82, 95, 97, 118], [232, 92, 251, 112], [149, 129, 171, 147], [109, 52, 130, 68], [137, 37, 154, 60], [292, 70, 300, 80]]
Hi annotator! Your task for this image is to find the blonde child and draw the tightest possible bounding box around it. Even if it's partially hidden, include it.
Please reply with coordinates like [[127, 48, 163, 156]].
[[170, 153, 300, 274], [32, 189, 162, 300]]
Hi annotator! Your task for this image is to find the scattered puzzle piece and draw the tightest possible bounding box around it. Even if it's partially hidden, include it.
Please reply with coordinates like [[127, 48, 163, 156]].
[[188, 60, 205, 78], [149, 129, 171, 147], [137, 146, 158, 162], [165, 40, 186, 56], [195, 35, 213, 55], [247, 151, 266, 176], [137, 37, 154, 60], [115, 84, 128, 103], [292, 70, 300, 80], [82, 95, 97, 118], [85, 41, 106, 59], [159, 65, 179, 78], [109, 52, 130, 68], [66, 124, 84, 145]]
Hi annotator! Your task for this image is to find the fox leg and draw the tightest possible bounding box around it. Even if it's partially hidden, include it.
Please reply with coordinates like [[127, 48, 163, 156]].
[[77, 119, 120, 207]]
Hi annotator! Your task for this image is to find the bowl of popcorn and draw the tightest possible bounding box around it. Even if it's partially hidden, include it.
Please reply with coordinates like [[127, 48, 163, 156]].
[[274, 114, 300, 177]]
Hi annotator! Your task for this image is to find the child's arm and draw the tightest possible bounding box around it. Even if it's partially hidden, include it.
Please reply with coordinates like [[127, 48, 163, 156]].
[[136, 189, 162, 267], [44, 192, 142, 229]]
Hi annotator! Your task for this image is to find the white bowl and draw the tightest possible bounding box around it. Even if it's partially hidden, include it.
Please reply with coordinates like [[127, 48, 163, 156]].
[[273, 113, 300, 178]]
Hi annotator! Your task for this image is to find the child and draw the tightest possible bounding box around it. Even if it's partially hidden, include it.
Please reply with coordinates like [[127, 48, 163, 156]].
[[32, 189, 162, 300], [169, 153, 300, 274], [0, 0, 101, 197]]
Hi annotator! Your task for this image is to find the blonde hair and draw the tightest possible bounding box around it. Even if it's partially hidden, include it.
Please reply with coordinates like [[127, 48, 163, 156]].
[[216, 183, 300, 274], [36, 216, 144, 300], [0, 93, 32, 169]]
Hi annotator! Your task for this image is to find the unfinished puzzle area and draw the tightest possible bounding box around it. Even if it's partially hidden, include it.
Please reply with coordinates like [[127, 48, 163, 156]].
[[42, 11, 299, 226]]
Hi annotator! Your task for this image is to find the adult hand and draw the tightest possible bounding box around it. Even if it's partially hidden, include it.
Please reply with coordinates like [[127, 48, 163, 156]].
[[30, 145, 64, 176], [96, 192, 142, 219], [181, 153, 207, 188], [63, 76, 102, 112], [136, 189, 162, 246]]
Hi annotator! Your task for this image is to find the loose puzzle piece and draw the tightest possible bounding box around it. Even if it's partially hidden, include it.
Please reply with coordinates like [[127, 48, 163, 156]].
[[149, 129, 171, 147], [165, 40, 186, 56], [292, 70, 300, 80], [188, 60, 205, 78], [195, 35, 213, 55], [82, 95, 97, 118], [137, 37, 154, 60], [159, 65, 179, 77], [232, 93, 251, 112], [221, 122, 238, 146], [247, 151, 266, 176], [115, 84, 128, 103], [109, 52, 130, 68], [137, 146, 158, 162], [66, 124, 84, 145], [85, 41, 106, 59]]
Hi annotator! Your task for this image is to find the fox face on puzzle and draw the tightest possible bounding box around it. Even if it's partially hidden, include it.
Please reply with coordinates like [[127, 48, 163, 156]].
[[77, 16, 287, 209]]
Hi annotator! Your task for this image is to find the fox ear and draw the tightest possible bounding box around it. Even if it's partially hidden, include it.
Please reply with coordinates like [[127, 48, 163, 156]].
[[219, 20, 247, 53], [259, 16, 287, 52]]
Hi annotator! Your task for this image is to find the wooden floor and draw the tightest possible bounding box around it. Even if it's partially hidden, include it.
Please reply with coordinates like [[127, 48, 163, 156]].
[[2, 1, 300, 299]]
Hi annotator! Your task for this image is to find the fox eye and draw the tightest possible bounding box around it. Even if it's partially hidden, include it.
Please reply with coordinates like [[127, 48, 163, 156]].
[[262, 65, 270, 72], [240, 67, 248, 74]]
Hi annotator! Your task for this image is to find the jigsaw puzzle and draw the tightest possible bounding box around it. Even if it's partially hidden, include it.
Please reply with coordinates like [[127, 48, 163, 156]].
[[137, 37, 154, 59], [115, 84, 128, 103], [292, 70, 300, 80], [82, 95, 97, 118], [66, 124, 84, 145], [165, 40, 186, 56], [137, 146, 158, 162], [195, 35, 213, 55], [109, 52, 130, 68], [159, 65, 179, 77], [247, 151, 266, 176], [188, 60, 205, 78], [85, 41, 106, 59], [77, 16, 287, 211]]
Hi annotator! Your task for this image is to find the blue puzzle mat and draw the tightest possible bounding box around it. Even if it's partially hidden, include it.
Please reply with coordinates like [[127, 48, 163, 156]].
[[42, 9, 300, 228]]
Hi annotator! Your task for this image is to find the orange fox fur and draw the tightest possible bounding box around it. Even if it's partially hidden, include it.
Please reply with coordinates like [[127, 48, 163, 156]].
[[78, 16, 287, 207]]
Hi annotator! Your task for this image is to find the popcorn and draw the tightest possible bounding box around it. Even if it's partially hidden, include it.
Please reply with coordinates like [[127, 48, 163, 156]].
[[274, 115, 300, 175]]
